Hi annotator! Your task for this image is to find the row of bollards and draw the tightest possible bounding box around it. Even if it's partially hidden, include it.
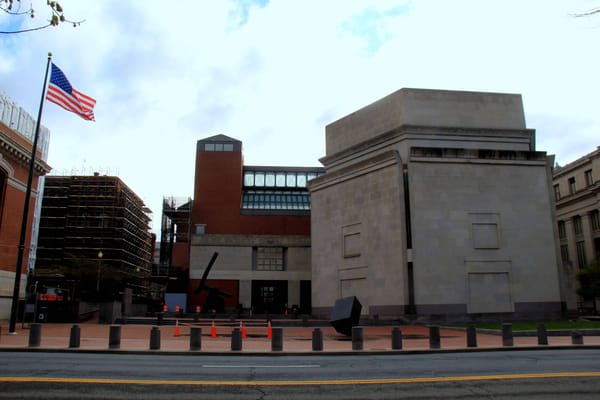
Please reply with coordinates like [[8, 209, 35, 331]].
[[22, 323, 589, 351]]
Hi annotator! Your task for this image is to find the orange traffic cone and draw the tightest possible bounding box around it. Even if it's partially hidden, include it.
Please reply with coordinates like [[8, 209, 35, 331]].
[[267, 320, 272, 339], [241, 321, 247, 339], [163, 304, 168, 312], [174, 319, 180, 337], [211, 320, 217, 338]]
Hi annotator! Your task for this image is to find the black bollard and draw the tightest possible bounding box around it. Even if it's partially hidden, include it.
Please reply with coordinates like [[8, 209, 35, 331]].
[[272, 327, 283, 352], [69, 324, 81, 348], [572, 331, 584, 345], [231, 327, 242, 351], [429, 325, 441, 349], [391, 327, 403, 350], [190, 327, 202, 351], [149, 326, 161, 350], [352, 326, 364, 351], [28, 323, 42, 347], [502, 323, 513, 347], [467, 324, 477, 348], [312, 328, 323, 351], [109, 325, 121, 349], [537, 323, 548, 346]]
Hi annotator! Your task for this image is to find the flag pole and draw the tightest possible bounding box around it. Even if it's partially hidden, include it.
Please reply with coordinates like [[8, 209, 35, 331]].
[[8, 52, 52, 334]]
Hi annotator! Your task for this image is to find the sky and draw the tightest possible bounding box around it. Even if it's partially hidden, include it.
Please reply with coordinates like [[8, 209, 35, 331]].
[[1, 0, 599, 235]]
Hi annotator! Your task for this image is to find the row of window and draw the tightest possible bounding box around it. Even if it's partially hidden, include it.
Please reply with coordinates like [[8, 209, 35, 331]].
[[204, 143, 235, 152], [558, 210, 600, 240], [243, 170, 322, 189], [241, 190, 311, 210], [560, 238, 600, 270], [554, 169, 594, 200]]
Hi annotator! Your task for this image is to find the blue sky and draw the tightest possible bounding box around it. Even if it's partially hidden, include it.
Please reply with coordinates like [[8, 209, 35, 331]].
[[1, 0, 599, 234]]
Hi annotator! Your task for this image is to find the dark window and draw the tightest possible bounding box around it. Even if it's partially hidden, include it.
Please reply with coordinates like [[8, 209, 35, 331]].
[[576, 241, 587, 269], [569, 177, 576, 194], [554, 184, 561, 201], [558, 220, 567, 240], [254, 247, 285, 271], [591, 210, 600, 232], [560, 244, 570, 265], [585, 169, 593, 186], [574, 216, 583, 236]]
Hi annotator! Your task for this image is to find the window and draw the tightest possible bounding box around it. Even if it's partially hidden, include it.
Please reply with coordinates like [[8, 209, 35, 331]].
[[558, 220, 567, 240], [204, 142, 234, 152], [254, 247, 285, 271], [576, 241, 587, 269], [585, 169, 593, 186], [569, 177, 576, 194], [573, 216, 583, 236], [560, 244, 570, 265], [591, 210, 600, 231], [553, 184, 561, 201]]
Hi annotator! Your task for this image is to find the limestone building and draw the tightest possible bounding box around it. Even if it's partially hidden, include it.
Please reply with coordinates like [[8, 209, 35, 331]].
[[553, 146, 600, 312], [309, 88, 564, 321]]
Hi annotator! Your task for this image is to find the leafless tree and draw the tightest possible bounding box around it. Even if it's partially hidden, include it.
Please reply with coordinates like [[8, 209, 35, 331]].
[[1, 0, 83, 34]]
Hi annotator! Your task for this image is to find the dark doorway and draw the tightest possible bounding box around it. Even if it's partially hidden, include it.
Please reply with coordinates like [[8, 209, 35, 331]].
[[251, 280, 288, 314], [300, 280, 312, 314]]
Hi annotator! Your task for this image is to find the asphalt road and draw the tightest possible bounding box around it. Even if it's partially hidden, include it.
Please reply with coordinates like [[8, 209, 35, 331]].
[[1, 349, 599, 399]]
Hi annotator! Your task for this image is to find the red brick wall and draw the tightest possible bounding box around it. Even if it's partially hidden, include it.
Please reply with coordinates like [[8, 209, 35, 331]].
[[192, 148, 311, 235], [0, 123, 43, 275]]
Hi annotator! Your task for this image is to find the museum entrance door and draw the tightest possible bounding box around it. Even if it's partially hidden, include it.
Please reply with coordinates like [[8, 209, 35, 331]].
[[251, 280, 288, 314]]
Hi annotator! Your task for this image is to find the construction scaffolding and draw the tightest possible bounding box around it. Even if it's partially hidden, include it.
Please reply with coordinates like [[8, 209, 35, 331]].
[[158, 196, 192, 293], [34, 174, 154, 304]]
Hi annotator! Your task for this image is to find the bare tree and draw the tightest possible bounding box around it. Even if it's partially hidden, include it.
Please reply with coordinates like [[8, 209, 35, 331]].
[[1, 0, 83, 34], [572, 7, 600, 18]]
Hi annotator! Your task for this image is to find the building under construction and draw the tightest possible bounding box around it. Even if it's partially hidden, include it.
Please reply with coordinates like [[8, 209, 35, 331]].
[[34, 174, 154, 319], [158, 196, 192, 309]]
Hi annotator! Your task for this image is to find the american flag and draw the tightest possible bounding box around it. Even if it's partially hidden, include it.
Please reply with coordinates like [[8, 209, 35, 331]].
[[46, 63, 96, 121]]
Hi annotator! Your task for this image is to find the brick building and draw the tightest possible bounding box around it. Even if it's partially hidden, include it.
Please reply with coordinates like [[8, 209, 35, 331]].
[[0, 93, 51, 320], [170, 135, 324, 314]]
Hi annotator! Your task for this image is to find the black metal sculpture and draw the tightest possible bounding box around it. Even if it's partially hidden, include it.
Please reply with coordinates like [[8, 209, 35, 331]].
[[194, 252, 231, 313]]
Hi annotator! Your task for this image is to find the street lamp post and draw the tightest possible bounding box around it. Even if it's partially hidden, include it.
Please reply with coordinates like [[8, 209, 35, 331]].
[[96, 250, 103, 293]]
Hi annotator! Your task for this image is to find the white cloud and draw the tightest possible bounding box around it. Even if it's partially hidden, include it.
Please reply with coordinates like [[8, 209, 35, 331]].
[[1, 0, 599, 234]]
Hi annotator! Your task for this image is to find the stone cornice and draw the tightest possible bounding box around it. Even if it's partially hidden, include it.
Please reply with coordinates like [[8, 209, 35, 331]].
[[320, 124, 535, 167], [0, 129, 51, 175]]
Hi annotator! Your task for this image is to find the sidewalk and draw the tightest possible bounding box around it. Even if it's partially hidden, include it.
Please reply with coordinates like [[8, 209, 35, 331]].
[[2, 320, 600, 354]]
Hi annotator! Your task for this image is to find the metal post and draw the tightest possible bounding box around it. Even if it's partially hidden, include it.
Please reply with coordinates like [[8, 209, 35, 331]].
[[391, 327, 403, 350], [149, 326, 161, 350], [231, 327, 242, 351], [272, 327, 283, 352], [312, 328, 323, 351], [352, 326, 363, 351], [8, 54, 52, 334], [69, 324, 80, 348], [502, 323, 513, 347], [429, 325, 440, 349], [467, 324, 477, 348], [109, 325, 121, 349], [190, 327, 202, 351], [537, 323, 548, 345], [571, 331, 584, 345], [28, 323, 41, 347]]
